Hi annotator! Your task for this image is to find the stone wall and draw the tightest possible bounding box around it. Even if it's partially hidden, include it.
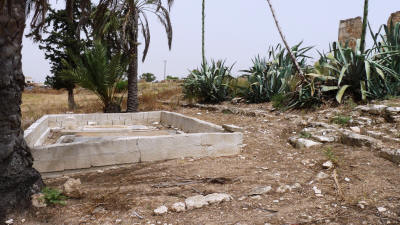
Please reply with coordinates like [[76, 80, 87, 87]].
[[338, 17, 362, 49]]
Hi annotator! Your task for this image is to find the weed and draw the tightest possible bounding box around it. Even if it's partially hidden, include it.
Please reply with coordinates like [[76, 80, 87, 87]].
[[300, 131, 312, 139], [271, 94, 287, 110], [331, 114, 351, 126], [42, 187, 67, 206], [323, 147, 339, 165]]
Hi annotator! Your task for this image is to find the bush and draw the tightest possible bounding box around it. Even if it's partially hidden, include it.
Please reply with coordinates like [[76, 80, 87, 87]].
[[183, 60, 234, 104], [42, 187, 67, 206], [242, 43, 312, 103]]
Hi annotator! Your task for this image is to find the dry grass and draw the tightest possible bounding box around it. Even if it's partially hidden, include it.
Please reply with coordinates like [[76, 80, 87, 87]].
[[21, 82, 182, 130]]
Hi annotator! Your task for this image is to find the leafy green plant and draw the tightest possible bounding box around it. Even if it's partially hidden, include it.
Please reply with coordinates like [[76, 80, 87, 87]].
[[331, 114, 351, 125], [242, 43, 312, 103], [370, 22, 400, 96], [324, 147, 339, 165], [62, 41, 128, 113], [300, 131, 312, 139], [42, 187, 67, 206], [183, 60, 234, 104]]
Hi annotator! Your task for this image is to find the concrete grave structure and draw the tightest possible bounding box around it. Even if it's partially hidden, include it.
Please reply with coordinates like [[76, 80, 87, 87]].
[[24, 112, 243, 173], [338, 17, 362, 50]]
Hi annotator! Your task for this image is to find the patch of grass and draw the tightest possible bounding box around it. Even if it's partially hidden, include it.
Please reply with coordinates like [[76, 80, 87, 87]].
[[271, 94, 287, 110], [300, 131, 312, 139], [331, 114, 351, 126], [323, 147, 339, 165], [42, 187, 67, 206], [344, 98, 357, 110]]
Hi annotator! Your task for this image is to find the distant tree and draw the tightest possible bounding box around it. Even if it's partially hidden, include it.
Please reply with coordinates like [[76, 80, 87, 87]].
[[95, 0, 174, 112], [140, 73, 156, 82], [166, 75, 179, 81], [29, 3, 91, 110], [62, 42, 128, 113]]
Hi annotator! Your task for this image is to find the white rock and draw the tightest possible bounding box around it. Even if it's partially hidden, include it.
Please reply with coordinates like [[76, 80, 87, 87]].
[[377, 207, 387, 212], [289, 137, 322, 149], [31, 193, 47, 208], [344, 177, 351, 182], [171, 202, 186, 212], [276, 185, 290, 193], [185, 195, 208, 210], [63, 178, 82, 198], [248, 186, 272, 196], [316, 171, 329, 180], [322, 161, 334, 169], [5, 219, 13, 224], [313, 135, 335, 143], [273, 200, 279, 203], [153, 206, 168, 215], [115, 219, 122, 223], [350, 127, 361, 133], [313, 186, 322, 195], [204, 193, 232, 204], [21, 219, 25, 223]]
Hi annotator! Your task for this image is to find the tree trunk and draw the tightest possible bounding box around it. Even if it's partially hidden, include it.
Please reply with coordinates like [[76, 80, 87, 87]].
[[0, 0, 44, 221], [126, 11, 139, 113], [67, 88, 76, 111], [104, 103, 122, 113], [266, 0, 304, 81], [360, 0, 369, 53], [202, 0, 206, 64]]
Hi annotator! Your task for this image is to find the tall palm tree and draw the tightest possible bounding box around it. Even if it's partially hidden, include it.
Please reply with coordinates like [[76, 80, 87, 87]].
[[0, 0, 91, 219], [202, 0, 206, 64], [96, 0, 174, 112], [265, 0, 304, 82]]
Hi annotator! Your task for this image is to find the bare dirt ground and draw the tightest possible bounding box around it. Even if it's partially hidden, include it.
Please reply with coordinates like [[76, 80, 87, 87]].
[[10, 102, 400, 225]]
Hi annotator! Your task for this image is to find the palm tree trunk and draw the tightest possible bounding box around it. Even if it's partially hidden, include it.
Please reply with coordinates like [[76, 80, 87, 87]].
[[126, 11, 139, 112], [266, 0, 304, 80], [360, 0, 369, 53], [202, 0, 206, 64], [67, 87, 76, 111], [0, 0, 44, 220]]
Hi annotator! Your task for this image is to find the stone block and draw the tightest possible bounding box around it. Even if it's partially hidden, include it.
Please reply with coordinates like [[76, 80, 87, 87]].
[[138, 134, 204, 162], [64, 156, 91, 170], [338, 17, 362, 50], [33, 160, 64, 173]]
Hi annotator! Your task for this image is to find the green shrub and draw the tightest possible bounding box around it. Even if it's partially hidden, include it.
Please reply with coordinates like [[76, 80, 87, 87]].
[[42, 187, 67, 206], [183, 60, 233, 104], [331, 114, 351, 125]]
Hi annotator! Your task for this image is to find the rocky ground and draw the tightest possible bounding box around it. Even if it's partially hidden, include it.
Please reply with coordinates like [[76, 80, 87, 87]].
[[8, 100, 400, 225]]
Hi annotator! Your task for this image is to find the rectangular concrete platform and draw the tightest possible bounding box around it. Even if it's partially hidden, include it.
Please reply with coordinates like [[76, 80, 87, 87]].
[[25, 111, 243, 173]]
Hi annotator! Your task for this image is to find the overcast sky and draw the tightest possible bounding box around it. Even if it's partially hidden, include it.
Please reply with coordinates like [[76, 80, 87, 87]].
[[22, 0, 399, 82]]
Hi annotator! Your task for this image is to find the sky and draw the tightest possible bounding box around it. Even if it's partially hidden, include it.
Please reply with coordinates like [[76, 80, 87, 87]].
[[22, 0, 399, 82]]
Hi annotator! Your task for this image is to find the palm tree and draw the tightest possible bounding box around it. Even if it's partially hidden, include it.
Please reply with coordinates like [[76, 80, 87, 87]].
[[202, 0, 206, 64], [265, 0, 304, 82], [96, 0, 174, 112], [0, 0, 91, 219], [62, 42, 128, 113]]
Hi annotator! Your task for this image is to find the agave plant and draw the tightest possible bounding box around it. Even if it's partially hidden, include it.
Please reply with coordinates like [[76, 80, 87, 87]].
[[183, 60, 234, 104], [62, 41, 128, 113], [370, 21, 400, 96], [242, 43, 312, 103], [314, 40, 398, 103]]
